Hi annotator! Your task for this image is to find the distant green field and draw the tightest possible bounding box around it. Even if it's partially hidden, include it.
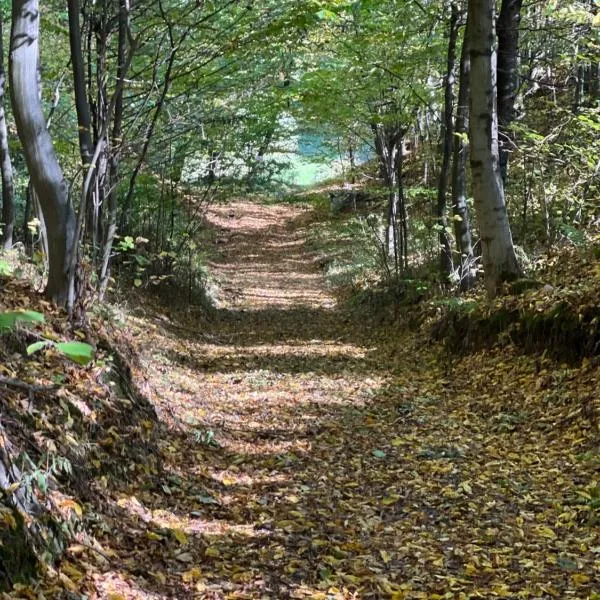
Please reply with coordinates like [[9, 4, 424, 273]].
[[274, 152, 345, 187]]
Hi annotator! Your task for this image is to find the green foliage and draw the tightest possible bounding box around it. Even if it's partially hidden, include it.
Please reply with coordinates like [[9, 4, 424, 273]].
[[0, 259, 13, 277], [26, 340, 95, 366], [0, 310, 45, 331], [0, 310, 94, 365]]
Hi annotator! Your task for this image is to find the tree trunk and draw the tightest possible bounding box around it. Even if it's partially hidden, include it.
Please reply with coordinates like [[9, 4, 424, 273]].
[[496, 0, 522, 184], [0, 13, 15, 250], [468, 0, 521, 298], [67, 0, 93, 166], [120, 14, 186, 232], [373, 121, 404, 271], [10, 0, 76, 305], [451, 16, 475, 291], [436, 2, 459, 281], [99, 0, 128, 297]]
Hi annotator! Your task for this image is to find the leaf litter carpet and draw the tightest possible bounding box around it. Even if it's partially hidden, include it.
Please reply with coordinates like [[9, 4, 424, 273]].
[[58, 202, 599, 599]]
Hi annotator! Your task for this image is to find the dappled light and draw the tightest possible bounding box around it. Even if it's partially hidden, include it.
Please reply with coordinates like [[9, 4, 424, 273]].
[[0, 0, 597, 597]]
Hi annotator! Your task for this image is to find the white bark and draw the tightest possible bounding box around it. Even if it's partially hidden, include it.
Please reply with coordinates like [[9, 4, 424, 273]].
[[468, 0, 521, 298]]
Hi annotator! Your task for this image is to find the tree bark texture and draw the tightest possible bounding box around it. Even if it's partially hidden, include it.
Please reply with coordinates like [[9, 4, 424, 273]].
[[68, 0, 93, 167], [468, 0, 521, 298], [0, 13, 15, 250], [100, 0, 129, 297], [436, 2, 460, 281], [10, 0, 76, 305], [451, 16, 475, 291], [496, 0, 522, 184]]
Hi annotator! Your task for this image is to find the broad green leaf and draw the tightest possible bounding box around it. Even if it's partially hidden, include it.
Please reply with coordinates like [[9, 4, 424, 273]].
[[27, 340, 52, 355], [55, 341, 95, 365], [0, 310, 45, 331]]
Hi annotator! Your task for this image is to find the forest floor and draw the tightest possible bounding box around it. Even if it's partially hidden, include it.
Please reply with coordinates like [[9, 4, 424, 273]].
[[3, 200, 599, 599]]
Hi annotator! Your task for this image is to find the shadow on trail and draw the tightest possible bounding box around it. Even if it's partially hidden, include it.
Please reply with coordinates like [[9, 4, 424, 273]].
[[89, 201, 451, 597], [90, 379, 443, 598]]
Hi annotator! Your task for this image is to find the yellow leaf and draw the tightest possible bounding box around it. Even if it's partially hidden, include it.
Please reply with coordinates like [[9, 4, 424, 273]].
[[58, 573, 78, 592], [61, 562, 84, 581], [146, 531, 163, 541], [60, 499, 83, 517], [571, 573, 590, 585], [536, 526, 557, 539], [107, 594, 127, 600], [391, 437, 404, 446], [380, 549, 392, 564], [182, 568, 202, 583], [382, 495, 400, 505], [173, 528, 189, 545], [0, 511, 17, 529], [150, 571, 167, 584], [205, 546, 221, 558]]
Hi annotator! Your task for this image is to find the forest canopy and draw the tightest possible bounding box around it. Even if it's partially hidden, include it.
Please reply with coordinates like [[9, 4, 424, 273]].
[[0, 0, 596, 306]]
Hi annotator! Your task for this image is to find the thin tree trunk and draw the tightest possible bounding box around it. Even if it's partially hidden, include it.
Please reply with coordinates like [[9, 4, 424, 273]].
[[496, 0, 522, 184], [0, 13, 15, 250], [437, 2, 459, 281], [451, 16, 475, 291], [372, 122, 390, 185], [468, 0, 521, 298], [99, 0, 129, 298], [120, 10, 186, 232], [10, 0, 76, 305], [397, 141, 408, 272], [68, 0, 93, 166]]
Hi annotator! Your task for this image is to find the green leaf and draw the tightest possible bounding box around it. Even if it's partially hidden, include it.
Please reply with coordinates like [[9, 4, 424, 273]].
[[55, 341, 95, 365], [316, 9, 337, 20], [27, 340, 52, 356], [0, 310, 45, 331], [0, 260, 13, 276]]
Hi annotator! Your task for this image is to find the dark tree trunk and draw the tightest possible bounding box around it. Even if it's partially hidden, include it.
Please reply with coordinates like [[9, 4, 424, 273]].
[[0, 14, 15, 250], [373, 122, 405, 273], [436, 2, 460, 281], [10, 0, 76, 305], [68, 0, 93, 166], [496, 0, 522, 185], [451, 16, 475, 291], [99, 0, 128, 297], [372, 122, 390, 185]]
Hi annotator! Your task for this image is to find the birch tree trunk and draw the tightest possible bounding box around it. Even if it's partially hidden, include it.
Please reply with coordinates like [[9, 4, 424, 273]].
[[468, 0, 521, 298], [10, 0, 76, 305]]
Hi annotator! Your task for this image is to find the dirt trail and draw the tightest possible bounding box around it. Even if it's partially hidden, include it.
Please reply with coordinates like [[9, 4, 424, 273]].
[[87, 201, 598, 599]]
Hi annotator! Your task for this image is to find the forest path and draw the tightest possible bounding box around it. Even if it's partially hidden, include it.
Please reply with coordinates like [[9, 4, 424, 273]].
[[90, 201, 598, 599]]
